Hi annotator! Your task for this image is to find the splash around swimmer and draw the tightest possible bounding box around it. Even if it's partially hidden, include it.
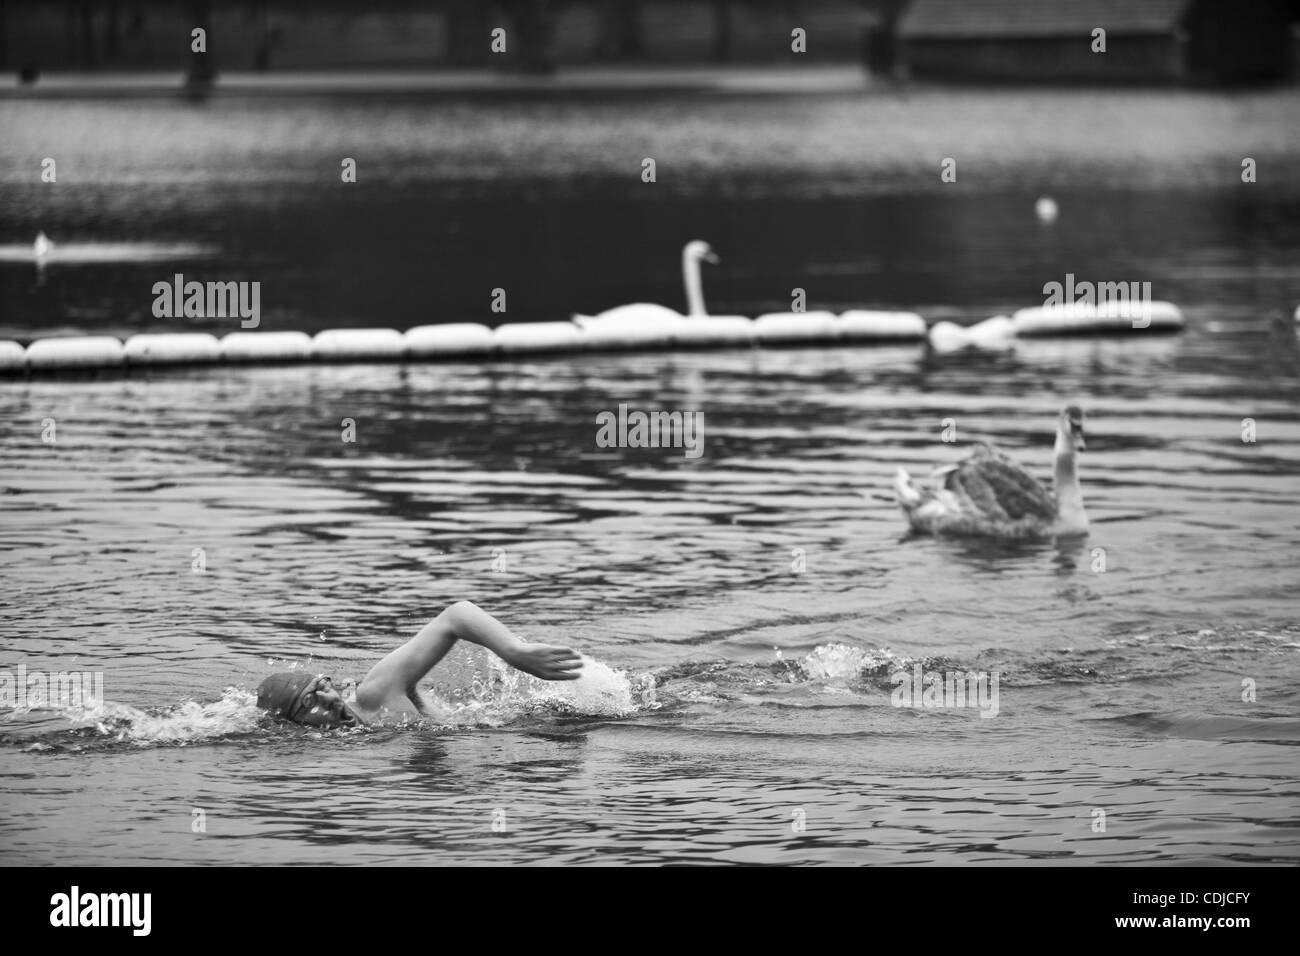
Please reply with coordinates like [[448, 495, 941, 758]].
[[256, 601, 582, 728]]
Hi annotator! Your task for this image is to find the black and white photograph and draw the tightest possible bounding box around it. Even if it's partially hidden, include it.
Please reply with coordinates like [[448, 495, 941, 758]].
[[1, 0, 1297, 909]]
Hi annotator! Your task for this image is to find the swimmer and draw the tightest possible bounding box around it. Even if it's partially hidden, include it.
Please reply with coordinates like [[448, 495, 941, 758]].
[[256, 601, 583, 728]]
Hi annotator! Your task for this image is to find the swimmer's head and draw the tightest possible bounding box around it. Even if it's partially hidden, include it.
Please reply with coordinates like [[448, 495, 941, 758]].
[[256, 672, 362, 728]]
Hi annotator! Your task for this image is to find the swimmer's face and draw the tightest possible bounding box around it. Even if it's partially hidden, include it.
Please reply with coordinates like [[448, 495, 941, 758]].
[[291, 677, 361, 728]]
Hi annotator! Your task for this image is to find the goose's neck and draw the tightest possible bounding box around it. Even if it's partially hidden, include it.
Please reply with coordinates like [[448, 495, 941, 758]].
[[1053, 429, 1087, 528], [683, 252, 706, 317]]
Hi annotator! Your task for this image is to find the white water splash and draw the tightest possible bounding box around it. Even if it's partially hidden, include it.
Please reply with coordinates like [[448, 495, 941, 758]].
[[423, 654, 644, 726], [5, 687, 266, 746], [799, 642, 909, 682], [4, 651, 649, 748]]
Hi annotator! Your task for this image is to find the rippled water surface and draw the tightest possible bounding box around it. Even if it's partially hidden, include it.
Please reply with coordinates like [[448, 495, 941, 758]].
[[2, 91, 1299, 865], [3, 337, 1298, 865]]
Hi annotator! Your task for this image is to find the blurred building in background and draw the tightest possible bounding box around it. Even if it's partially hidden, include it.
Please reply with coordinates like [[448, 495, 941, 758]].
[[0, 0, 1293, 82], [899, 0, 1295, 83], [0, 1, 886, 73]]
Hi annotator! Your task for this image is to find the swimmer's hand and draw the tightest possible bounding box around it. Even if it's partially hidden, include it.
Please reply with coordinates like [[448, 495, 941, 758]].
[[508, 644, 584, 681]]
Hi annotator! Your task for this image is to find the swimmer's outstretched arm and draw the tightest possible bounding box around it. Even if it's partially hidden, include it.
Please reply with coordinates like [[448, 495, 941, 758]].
[[355, 601, 583, 712]]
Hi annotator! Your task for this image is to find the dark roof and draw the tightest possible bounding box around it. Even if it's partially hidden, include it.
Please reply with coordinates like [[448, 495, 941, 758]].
[[899, 0, 1191, 39]]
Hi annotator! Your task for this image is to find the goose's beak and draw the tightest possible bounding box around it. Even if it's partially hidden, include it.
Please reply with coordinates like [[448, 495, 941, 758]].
[[1073, 428, 1086, 452], [702, 250, 720, 265]]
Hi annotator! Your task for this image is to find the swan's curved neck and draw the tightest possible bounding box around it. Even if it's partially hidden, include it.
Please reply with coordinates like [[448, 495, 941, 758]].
[[683, 251, 706, 317], [1053, 428, 1086, 526]]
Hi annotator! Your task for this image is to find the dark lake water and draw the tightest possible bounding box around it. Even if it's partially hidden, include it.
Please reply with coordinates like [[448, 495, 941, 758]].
[[4, 188, 1300, 337], [1, 91, 1298, 865], [3, 90, 1299, 336]]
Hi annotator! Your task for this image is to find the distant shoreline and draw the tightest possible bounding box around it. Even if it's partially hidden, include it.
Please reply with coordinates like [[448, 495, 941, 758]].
[[4, 65, 1297, 99], [2, 66, 875, 99]]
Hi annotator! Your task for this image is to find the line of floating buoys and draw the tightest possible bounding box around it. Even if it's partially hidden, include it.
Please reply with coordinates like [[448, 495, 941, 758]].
[[754, 310, 839, 343], [0, 340, 26, 371], [928, 315, 1017, 352], [124, 332, 222, 365], [927, 304, 1185, 351], [222, 330, 313, 362], [837, 311, 928, 340], [1012, 302, 1184, 336], [405, 323, 495, 357], [670, 316, 754, 346], [493, 321, 587, 353], [312, 328, 407, 360], [581, 317, 685, 350], [0, 303, 1188, 376], [25, 335, 125, 370]]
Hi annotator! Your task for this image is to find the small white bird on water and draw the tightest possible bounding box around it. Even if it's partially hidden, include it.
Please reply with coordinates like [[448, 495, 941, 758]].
[[34, 231, 54, 259], [1035, 196, 1059, 223]]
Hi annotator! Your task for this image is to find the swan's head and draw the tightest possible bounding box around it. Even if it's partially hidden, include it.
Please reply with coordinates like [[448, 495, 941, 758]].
[[683, 240, 719, 266], [1059, 405, 1086, 452]]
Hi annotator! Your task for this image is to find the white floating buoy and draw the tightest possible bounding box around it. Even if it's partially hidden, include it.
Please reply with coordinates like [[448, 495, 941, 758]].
[[836, 310, 927, 340], [312, 328, 406, 361], [579, 317, 682, 351], [221, 331, 314, 362], [925, 315, 1015, 352], [1035, 196, 1059, 223], [926, 321, 973, 352], [670, 315, 756, 347], [753, 310, 839, 343], [0, 340, 27, 372], [405, 323, 495, 358], [26, 335, 125, 370], [965, 314, 1016, 344], [493, 321, 586, 354], [124, 332, 222, 365], [1012, 301, 1183, 336], [572, 308, 682, 330]]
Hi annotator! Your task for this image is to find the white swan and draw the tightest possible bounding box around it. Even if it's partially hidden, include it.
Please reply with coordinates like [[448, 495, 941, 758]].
[[573, 240, 718, 328], [894, 406, 1089, 539]]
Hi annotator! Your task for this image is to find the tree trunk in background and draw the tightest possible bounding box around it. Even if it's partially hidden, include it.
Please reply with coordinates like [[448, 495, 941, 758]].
[[446, 0, 491, 66], [253, 0, 272, 71], [602, 0, 644, 60], [524, 0, 557, 74], [186, 0, 216, 91], [712, 0, 732, 63], [501, 0, 556, 74], [866, 0, 906, 76], [105, 0, 120, 59], [79, 0, 95, 67]]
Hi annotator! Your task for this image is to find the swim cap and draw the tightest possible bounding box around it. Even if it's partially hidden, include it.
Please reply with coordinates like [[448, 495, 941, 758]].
[[256, 672, 319, 720]]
